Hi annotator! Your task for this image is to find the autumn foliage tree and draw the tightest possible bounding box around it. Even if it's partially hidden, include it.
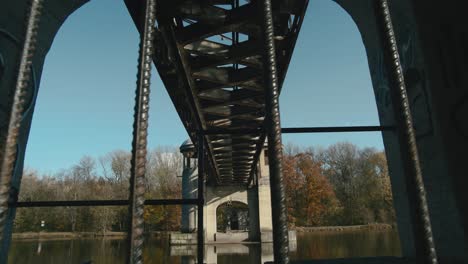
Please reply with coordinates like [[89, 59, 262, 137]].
[[283, 142, 396, 227], [283, 152, 339, 227]]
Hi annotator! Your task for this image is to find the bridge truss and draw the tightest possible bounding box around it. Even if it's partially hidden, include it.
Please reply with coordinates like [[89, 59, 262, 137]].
[[125, 0, 308, 187], [0, 0, 439, 263]]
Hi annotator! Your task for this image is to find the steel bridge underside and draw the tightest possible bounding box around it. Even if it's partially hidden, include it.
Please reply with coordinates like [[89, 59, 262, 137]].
[[125, 0, 308, 186]]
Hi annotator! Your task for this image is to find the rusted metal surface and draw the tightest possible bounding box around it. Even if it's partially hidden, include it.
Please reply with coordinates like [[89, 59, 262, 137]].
[[375, 0, 438, 263], [127, 0, 156, 263], [0, 0, 43, 249], [261, 0, 290, 262]]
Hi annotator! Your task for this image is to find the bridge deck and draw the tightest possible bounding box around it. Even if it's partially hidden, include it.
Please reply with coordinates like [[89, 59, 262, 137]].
[[126, 0, 308, 185]]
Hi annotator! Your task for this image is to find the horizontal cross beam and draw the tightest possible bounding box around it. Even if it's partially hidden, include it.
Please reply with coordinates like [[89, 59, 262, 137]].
[[203, 125, 395, 135], [10, 199, 200, 208]]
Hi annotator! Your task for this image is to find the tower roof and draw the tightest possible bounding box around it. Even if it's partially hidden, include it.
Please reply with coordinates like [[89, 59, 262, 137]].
[[180, 139, 194, 154]]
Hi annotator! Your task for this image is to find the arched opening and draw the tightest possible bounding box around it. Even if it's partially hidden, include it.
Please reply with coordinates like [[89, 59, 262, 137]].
[[278, 0, 402, 259], [15, 0, 140, 235], [22, 0, 139, 197], [216, 201, 249, 232]]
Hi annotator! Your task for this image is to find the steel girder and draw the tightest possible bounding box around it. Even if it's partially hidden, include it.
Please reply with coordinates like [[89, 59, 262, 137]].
[[125, 0, 308, 185]]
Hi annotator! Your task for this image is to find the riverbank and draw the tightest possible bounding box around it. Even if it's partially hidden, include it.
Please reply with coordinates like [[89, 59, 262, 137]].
[[295, 223, 394, 233], [12, 231, 175, 241], [12, 231, 127, 240], [12, 224, 393, 241]]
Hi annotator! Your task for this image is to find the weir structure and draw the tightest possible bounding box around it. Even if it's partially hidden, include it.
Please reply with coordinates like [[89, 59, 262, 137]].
[[1, 0, 468, 264]]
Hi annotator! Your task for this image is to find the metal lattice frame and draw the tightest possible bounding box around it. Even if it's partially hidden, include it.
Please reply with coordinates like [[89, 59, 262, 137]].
[[127, 0, 157, 263], [376, 0, 438, 263], [0, 0, 43, 251], [261, 0, 289, 262], [197, 133, 205, 264]]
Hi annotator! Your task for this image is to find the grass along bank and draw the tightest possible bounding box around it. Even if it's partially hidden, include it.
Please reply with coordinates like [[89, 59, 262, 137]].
[[295, 223, 394, 233]]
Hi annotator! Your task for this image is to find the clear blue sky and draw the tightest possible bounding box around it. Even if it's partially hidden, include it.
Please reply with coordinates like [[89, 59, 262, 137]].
[[24, 0, 383, 173]]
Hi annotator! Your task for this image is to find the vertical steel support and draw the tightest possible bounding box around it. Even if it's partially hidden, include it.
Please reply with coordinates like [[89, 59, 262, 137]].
[[127, 1, 156, 263], [376, 1, 438, 263], [0, 1, 43, 262], [260, 0, 289, 263], [197, 133, 205, 264]]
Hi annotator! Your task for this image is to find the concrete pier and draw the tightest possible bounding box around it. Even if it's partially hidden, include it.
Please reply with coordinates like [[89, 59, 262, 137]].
[[177, 140, 295, 244]]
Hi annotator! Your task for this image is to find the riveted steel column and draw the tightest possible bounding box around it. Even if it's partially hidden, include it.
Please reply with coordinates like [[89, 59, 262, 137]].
[[260, 0, 289, 263], [127, 1, 156, 263], [0, 0, 43, 262], [197, 133, 205, 264], [375, 1, 438, 263]]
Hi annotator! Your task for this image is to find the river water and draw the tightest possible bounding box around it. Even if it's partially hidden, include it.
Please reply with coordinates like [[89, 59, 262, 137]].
[[8, 230, 401, 264]]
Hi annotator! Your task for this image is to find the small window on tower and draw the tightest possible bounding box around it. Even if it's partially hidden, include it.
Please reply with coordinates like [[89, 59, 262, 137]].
[[264, 149, 269, 166]]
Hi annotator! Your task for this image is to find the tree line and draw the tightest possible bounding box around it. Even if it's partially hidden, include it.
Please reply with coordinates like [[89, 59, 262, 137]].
[[14, 142, 395, 233], [14, 148, 182, 233]]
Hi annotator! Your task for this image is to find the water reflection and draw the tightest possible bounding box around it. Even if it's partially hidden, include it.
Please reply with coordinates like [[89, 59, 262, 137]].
[[172, 244, 271, 264], [8, 230, 400, 263], [171, 241, 295, 264], [10, 239, 129, 264], [291, 230, 401, 260]]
